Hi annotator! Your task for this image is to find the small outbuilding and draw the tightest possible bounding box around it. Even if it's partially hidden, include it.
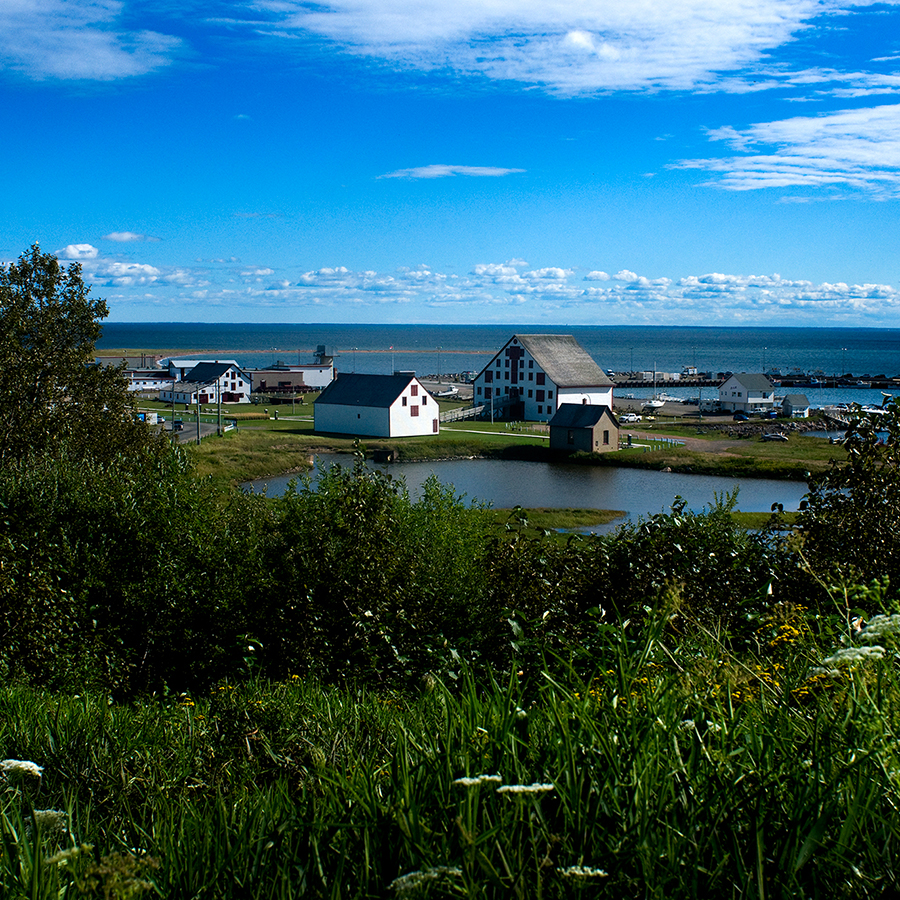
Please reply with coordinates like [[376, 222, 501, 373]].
[[548, 403, 619, 453], [782, 394, 811, 418], [314, 372, 439, 438]]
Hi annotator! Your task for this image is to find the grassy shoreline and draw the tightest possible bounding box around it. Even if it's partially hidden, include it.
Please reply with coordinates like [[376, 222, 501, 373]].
[[180, 413, 842, 489]]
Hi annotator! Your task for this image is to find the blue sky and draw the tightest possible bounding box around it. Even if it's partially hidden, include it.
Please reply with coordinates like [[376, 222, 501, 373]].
[[2, 0, 900, 326]]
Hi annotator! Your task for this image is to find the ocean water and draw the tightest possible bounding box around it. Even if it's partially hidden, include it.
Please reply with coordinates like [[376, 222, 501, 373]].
[[99, 323, 900, 386]]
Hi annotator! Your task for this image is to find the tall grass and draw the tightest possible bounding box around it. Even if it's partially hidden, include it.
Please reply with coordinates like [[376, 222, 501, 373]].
[[2, 603, 899, 898]]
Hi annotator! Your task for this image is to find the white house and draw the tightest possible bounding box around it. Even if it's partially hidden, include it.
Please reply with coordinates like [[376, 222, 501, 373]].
[[161, 358, 240, 382], [123, 368, 174, 394], [718, 373, 777, 413], [159, 361, 252, 405], [782, 394, 811, 418], [314, 373, 439, 438], [472, 334, 614, 422]]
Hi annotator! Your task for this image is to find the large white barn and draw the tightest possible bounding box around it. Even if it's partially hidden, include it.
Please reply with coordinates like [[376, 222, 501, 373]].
[[314, 373, 439, 438], [472, 334, 614, 422]]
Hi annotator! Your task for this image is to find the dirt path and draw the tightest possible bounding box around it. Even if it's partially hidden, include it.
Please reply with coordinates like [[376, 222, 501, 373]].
[[625, 430, 745, 454]]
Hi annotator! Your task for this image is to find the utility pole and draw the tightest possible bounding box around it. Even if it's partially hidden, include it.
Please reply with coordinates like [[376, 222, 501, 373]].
[[217, 373, 222, 436], [196, 401, 201, 445]]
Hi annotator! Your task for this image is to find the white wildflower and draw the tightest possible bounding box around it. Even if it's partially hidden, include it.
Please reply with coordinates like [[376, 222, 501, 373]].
[[808, 666, 841, 678], [30, 809, 67, 837], [561, 865, 609, 878], [858, 614, 900, 642], [515, 707, 527, 720], [390, 866, 462, 894], [452, 774, 502, 787], [45, 844, 92, 867], [496, 782, 554, 794], [0, 759, 43, 779], [678, 719, 695, 731], [821, 646, 886, 665]]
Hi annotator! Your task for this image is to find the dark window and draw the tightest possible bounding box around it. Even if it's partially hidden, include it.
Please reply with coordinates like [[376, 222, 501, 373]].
[[603, 430, 610, 445], [538, 405, 543, 414], [529, 360, 533, 368], [496, 359, 500, 367], [536, 390, 545, 402], [536, 373, 545, 385], [528, 373, 533, 381], [485, 387, 492, 398], [548, 391, 553, 399], [567, 429, 574, 445], [528, 390, 532, 398], [411, 384, 418, 396], [402, 396, 407, 406], [422, 395, 427, 405], [433, 419, 438, 433], [485, 369, 493, 383], [476, 387, 482, 396], [505, 359, 509, 368], [411, 406, 419, 416]]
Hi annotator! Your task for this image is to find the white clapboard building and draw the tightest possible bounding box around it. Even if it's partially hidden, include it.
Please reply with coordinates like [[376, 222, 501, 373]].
[[472, 334, 614, 422], [314, 373, 439, 438]]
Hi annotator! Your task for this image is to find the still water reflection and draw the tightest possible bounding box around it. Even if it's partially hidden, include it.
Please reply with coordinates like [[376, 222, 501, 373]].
[[248, 457, 808, 532]]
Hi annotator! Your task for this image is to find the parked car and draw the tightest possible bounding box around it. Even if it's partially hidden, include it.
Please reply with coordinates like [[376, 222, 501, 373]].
[[733, 411, 749, 421], [761, 432, 789, 442], [619, 412, 642, 423], [173, 419, 184, 432]]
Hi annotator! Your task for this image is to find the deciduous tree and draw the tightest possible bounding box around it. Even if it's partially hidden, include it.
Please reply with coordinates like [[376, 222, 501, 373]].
[[0, 244, 152, 464]]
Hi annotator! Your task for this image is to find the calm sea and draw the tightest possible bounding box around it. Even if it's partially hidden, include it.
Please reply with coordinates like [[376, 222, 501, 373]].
[[100, 323, 900, 386]]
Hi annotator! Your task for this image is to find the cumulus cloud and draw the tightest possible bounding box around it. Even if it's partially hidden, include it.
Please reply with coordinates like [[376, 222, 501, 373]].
[[244, 0, 900, 94], [524, 267, 572, 279], [585, 270, 610, 280], [92, 260, 160, 286], [102, 231, 159, 243], [90, 253, 900, 324], [678, 103, 900, 195], [473, 263, 518, 277], [58, 244, 99, 259], [379, 164, 525, 179], [0, 0, 181, 81]]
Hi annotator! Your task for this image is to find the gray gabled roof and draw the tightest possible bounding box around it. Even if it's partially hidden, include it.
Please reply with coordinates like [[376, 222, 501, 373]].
[[548, 403, 615, 429], [315, 373, 416, 408], [505, 334, 613, 388], [723, 372, 774, 392], [783, 394, 810, 406], [184, 362, 246, 383]]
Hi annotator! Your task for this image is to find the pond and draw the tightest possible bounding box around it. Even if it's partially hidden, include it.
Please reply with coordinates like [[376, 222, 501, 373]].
[[247, 456, 808, 532]]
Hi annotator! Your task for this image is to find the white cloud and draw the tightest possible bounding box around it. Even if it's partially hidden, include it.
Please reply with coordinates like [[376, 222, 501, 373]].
[[0, 0, 181, 81], [92, 253, 900, 324], [679, 103, 900, 195], [103, 231, 159, 243], [524, 267, 572, 279], [379, 164, 525, 179], [246, 0, 900, 94], [91, 260, 160, 286], [58, 243, 99, 259], [473, 263, 518, 277], [585, 270, 610, 280]]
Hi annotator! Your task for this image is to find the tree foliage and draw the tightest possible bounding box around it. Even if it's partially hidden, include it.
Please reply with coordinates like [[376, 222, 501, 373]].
[[800, 399, 900, 589], [0, 244, 153, 465]]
